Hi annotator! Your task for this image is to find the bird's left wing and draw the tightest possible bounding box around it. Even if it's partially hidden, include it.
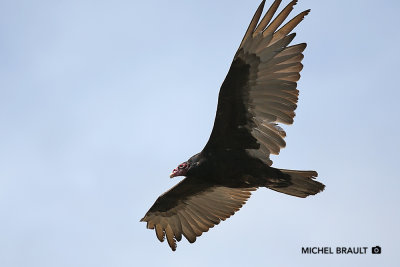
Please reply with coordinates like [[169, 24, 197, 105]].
[[203, 0, 309, 165], [140, 178, 256, 251]]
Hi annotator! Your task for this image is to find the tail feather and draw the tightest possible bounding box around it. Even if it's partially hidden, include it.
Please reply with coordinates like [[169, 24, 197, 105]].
[[269, 169, 325, 198]]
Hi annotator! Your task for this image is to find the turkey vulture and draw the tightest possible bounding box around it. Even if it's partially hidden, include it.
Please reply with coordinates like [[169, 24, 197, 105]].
[[140, 0, 325, 251]]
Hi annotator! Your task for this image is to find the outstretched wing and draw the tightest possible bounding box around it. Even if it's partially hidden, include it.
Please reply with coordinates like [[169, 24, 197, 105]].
[[140, 178, 256, 251], [204, 0, 309, 165]]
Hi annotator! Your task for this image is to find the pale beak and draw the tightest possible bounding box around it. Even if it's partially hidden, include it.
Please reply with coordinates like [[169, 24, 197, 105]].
[[169, 172, 175, 178]]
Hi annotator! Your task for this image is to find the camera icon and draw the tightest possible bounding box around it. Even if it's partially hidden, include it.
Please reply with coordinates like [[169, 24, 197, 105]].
[[371, 246, 381, 254]]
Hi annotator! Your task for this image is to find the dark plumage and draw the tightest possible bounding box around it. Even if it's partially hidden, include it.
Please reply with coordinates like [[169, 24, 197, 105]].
[[141, 0, 325, 251]]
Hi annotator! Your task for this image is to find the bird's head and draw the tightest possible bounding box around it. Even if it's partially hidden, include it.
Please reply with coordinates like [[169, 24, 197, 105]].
[[170, 161, 190, 178]]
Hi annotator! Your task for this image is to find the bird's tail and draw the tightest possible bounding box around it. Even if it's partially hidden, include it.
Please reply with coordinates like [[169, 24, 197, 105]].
[[268, 169, 325, 198]]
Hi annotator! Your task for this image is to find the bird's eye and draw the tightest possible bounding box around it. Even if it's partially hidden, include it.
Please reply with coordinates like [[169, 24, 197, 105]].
[[178, 163, 186, 169]]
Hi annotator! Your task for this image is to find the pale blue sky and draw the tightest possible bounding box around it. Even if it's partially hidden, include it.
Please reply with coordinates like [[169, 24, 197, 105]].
[[1, 0, 399, 266]]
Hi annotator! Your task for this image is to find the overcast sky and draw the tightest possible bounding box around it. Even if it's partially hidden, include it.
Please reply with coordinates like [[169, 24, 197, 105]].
[[1, 0, 399, 266]]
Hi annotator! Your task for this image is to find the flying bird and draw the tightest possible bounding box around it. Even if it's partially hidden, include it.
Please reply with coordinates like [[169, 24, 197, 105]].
[[140, 0, 325, 251]]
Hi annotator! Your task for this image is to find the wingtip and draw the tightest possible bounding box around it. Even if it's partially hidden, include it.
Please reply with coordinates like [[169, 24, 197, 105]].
[[170, 244, 177, 252], [259, 0, 266, 14], [289, 0, 299, 11], [256, 0, 267, 16], [240, 0, 268, 48], [257, 0, 267, 20]]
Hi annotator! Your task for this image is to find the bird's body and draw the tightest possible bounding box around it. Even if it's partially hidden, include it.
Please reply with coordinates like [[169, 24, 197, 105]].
[[185, 151, 285, 188], [141, 0, 325, 251]]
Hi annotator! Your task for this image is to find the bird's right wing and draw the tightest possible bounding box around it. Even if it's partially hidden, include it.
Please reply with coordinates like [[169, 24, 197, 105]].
[[140, 178, 256, 251], [203, 0, 309, 165]]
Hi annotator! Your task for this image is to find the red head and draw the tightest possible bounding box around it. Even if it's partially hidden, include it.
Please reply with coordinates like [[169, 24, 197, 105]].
[[170, 162, 190, 178]]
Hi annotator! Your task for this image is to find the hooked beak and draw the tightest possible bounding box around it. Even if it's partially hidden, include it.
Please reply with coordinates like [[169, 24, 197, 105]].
[[169, 172, 174, 178]]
